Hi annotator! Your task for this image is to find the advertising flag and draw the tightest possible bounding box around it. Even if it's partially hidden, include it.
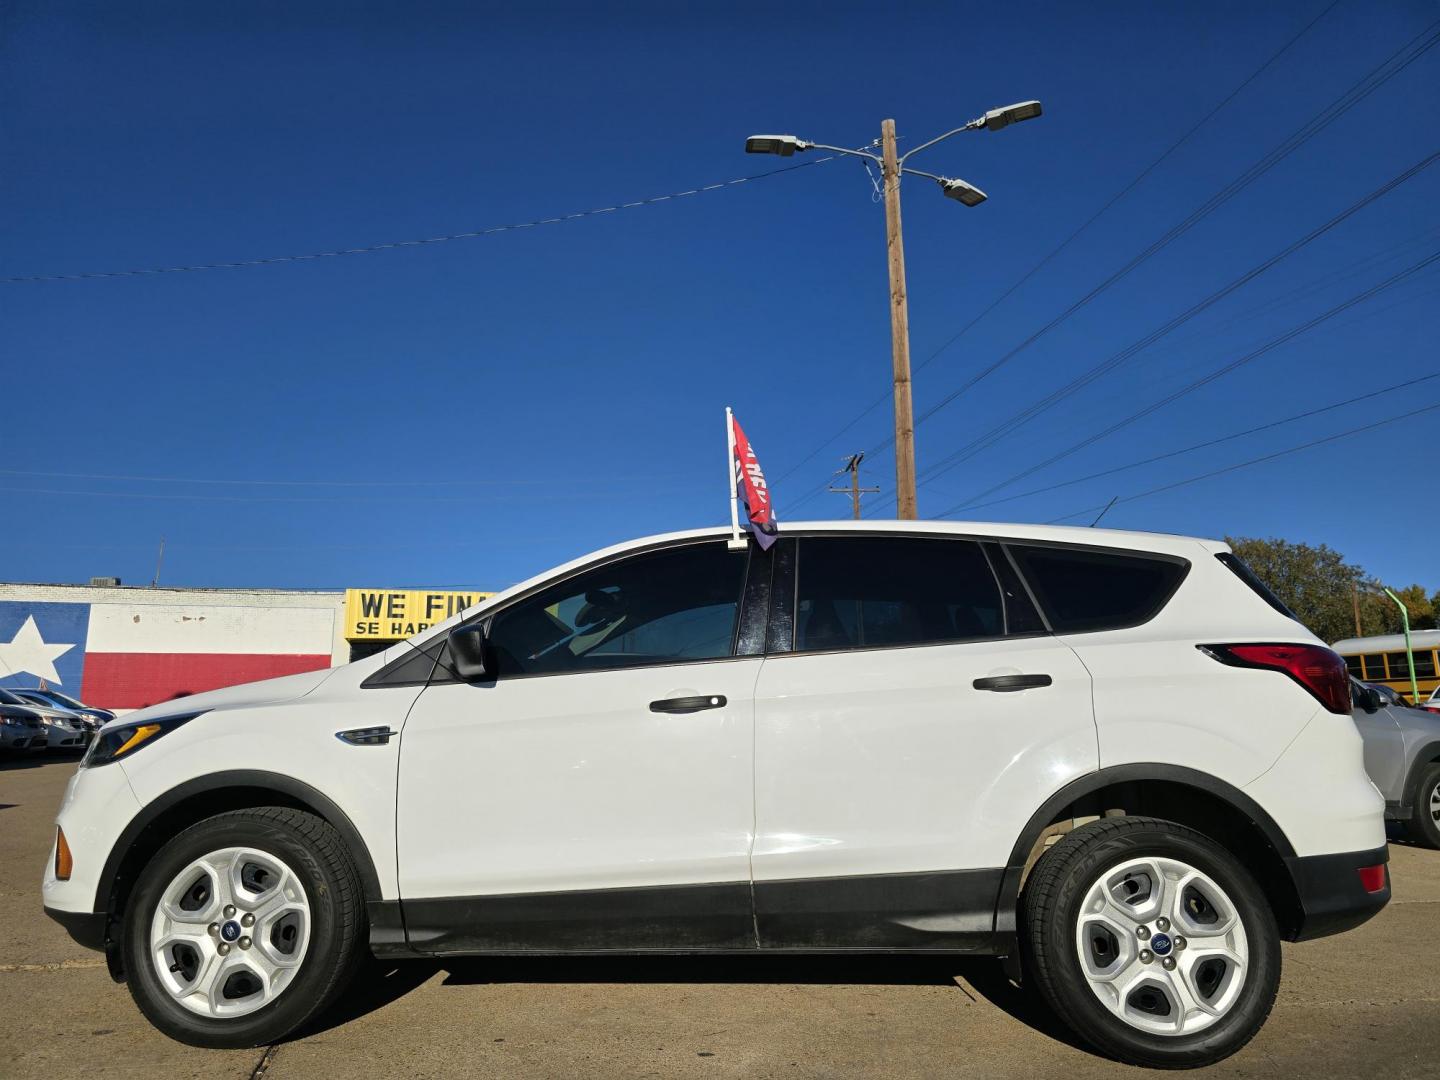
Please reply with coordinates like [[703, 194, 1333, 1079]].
[[730, 413, 778, 549]]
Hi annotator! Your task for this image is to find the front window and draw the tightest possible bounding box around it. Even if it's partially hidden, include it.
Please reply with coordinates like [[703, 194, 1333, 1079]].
[[486, 542, 748, 676]]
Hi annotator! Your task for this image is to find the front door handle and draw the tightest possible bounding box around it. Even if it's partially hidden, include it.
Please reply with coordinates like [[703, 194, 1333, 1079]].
[[650, 694, 728, 714], [973, 674, 1052, 693]]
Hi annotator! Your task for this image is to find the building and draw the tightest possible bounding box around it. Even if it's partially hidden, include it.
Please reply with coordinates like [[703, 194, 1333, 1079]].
[[0, 581, 489, 713]]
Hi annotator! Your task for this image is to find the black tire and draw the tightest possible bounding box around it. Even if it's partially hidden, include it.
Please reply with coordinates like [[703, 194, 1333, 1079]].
[[123, 807, 366, 1048], [1407, 762, 1440, 849], [1021, 816, 1280, 1069]]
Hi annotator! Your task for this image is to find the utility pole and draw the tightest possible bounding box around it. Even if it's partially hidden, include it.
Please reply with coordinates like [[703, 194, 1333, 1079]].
[[1352, 582, 1363, 638], [829, 452, 881, 519], [152, 537, 165, 588], [880, 120, 918, 520], [744, 100, 1041, 522]]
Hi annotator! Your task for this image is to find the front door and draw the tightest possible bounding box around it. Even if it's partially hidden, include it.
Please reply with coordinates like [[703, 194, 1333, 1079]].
[[396, 538, 763, 953], [751, 534, 1097, 949]]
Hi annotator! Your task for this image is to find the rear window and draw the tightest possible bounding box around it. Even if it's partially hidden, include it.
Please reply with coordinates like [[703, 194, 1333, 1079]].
[[1007, 544, 1188, 634], [1214, 553, 1297, 621]]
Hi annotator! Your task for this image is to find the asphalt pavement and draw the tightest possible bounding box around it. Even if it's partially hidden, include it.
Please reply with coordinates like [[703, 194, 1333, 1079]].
[[3, 755, 1438, 1079]]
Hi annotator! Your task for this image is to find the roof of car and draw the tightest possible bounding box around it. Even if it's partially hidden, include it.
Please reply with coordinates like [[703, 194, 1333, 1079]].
[[610, 519, 1221, 553]]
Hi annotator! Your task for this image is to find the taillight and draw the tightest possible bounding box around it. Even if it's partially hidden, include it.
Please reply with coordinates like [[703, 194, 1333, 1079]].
[[1357, 864, 1387, 894], [1200, 642, 1352, 715]]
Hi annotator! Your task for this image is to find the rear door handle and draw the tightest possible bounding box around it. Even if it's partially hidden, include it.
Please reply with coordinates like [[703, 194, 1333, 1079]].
[[973, 674, 1052, 693], [650, 695, 727, 714]]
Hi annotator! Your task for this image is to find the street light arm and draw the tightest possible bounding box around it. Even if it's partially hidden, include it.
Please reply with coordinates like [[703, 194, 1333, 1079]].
[[899, 120, 983, 165], [900, 166, 946, 183], [806, 142, 883, 165]]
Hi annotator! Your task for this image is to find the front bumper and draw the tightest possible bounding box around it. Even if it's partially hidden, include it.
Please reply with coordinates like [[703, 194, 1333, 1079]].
[[44, 906, 107, 951], [1286, 845, 1390, 941]]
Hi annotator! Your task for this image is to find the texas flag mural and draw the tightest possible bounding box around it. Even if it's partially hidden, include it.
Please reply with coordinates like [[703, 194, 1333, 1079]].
[[0, 600, 335, 711]]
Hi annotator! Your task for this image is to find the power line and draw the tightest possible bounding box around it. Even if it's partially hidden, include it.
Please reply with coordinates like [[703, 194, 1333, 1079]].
[[1043, 399, 1440, 525], [936, 370, 1440, 517], [906, 147, 1440, 494], [0, 156, 840, 285], [946, 248, 1440, 510], [773, 0, 1347, 489], [900, 18, 1440, 447]]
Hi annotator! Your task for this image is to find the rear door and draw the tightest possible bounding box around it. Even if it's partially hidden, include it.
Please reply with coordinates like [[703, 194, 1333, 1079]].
[[750, 534, 1096, 950]]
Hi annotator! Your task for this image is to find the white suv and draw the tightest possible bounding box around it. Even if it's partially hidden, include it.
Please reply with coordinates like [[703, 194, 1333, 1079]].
[[43, 522, 1389, 1067]]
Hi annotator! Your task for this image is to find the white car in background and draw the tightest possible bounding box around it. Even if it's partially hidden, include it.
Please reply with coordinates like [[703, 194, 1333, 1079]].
[[42, 522, 1387, 1068], [0, 687, 86, 750]]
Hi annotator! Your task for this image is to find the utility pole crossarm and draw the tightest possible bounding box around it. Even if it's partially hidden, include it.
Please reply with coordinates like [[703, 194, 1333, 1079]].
[[828, 453, 880, 519]]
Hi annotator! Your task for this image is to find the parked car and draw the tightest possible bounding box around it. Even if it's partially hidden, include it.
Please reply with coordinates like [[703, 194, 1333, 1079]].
[[43, 523, 1388, 1068], [13, 688, 115, 729], [9, 691, 101, 740], [1351, 677, 1440, 848], [0, 706, 45, 751], [0, 688, 88, 749]]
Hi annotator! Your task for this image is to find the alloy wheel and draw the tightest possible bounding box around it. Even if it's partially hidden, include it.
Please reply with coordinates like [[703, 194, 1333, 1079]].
[[148, 846, 312, 1019], [1074, 855, 1249, 1036]]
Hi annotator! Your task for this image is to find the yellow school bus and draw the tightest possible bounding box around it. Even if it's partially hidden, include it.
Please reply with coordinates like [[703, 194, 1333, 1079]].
[[1332, 629, 1440, 704]]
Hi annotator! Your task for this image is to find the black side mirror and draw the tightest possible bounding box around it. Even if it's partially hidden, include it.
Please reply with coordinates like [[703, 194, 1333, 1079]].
[[1359, 687, 1383, 714], [447, 624, 491, 682]]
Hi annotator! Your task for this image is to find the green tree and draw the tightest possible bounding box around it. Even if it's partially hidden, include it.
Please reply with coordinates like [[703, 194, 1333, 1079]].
[[1224, 536, 1364, 644]]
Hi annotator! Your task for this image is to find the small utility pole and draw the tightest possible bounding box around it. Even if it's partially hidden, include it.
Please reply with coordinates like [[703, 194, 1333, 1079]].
[[829, 453, 881, 519], [881, 119, 918, 520], [1351, 583, 1363, 638], [152, 537, 165, 588]]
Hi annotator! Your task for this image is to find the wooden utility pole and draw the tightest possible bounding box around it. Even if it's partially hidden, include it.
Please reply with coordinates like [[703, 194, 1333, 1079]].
[[880, 119, 918, 520], [829, 453, 881, 519], [1352, 583, 1363, 638]]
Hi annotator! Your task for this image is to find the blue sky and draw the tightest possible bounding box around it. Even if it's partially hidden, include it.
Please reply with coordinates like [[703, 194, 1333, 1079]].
[[3, 0, 1437, 593]]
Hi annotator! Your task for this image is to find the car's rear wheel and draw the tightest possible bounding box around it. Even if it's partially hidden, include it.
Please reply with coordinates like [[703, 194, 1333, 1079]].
[[1407, 762, 1440, 849], [123, 807, 365, 1048], [1021, 816, 1280, 1068]]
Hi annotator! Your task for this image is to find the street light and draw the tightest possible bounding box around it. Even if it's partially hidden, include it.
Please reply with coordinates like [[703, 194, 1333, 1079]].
[[743, 101, 1043, 519]]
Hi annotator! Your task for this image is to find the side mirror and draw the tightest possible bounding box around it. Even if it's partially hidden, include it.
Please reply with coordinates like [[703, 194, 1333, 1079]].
[[1359, 687, 1383, 714], [447, 624, 491, 682]]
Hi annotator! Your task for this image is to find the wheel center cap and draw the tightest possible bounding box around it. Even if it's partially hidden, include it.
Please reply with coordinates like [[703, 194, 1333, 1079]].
[[1150, 932, 1173, 956], [220, 920, 242, 942]]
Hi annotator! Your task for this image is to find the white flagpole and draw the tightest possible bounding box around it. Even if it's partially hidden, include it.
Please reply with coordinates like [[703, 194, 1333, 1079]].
[[725, 406, 745, 550]]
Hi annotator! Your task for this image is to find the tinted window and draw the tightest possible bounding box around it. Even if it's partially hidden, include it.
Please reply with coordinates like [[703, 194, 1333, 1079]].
[[1008, 544, 1187, 633], [487, 542, 747, 676], [1414, 651, 1437, 680], [794, 537, 1003, 652], [1362, 654, 1386, 680], [1343, 655, 1363, 677], [1215, 553, 1297, 620], [983, 543, 1046, 634], [1386, 652, 1418, 681]]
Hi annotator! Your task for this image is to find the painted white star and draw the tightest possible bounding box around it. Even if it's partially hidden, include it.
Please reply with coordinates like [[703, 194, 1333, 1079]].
[[0, 615, 76, 685]]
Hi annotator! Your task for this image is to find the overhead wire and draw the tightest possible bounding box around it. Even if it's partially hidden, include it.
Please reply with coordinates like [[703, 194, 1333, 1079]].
[[774, 0, 1349, 491]]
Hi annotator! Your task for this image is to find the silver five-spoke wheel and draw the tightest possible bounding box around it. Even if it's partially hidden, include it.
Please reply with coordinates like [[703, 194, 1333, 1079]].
[[149, 846, 312, 1019], [1074, 855, 1248, 1036]]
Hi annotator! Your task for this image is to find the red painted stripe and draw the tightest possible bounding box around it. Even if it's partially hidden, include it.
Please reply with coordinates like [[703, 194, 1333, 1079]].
[[80, 652, 332, 711]]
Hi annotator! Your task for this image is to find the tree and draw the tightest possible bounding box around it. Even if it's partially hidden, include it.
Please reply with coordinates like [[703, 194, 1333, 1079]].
[[1224, 536, 1364, 644], [1225, 536, 1436, 642]]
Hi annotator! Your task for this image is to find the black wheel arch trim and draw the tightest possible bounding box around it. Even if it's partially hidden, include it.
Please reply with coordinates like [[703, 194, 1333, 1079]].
[[995, 763, 1297, 934], [93, 769, 384, 916], [1402, 740, 1440, 807]]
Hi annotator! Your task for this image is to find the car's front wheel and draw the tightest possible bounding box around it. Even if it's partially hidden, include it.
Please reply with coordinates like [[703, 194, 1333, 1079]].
[[1021, 816, 1280, 1068], [1407, 762, 1440, 849], [123, 807, 365, 1048]]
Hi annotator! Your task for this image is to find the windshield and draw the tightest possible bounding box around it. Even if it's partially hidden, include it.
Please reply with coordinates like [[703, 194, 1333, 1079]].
[[0, 688, 29, 706], [37, 689, 83, 709]]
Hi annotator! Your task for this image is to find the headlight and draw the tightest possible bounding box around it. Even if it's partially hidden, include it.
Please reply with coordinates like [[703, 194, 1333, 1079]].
[[81, 711, 206, 768], [40, 717, 55, 726]]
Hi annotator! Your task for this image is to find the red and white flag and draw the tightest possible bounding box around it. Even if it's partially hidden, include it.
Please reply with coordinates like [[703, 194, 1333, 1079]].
[[729, 411, 778, 549]]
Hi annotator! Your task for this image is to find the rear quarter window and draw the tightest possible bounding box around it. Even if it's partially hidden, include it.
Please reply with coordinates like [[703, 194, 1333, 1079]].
[[1006, 544, 1188, 634]]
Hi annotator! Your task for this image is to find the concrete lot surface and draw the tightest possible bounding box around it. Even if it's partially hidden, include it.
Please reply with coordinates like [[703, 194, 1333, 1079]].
[[3, 756, 1438, 1079]]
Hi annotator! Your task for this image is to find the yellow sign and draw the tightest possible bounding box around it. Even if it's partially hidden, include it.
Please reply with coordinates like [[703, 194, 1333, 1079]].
[[344, 589, 493, 641]]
